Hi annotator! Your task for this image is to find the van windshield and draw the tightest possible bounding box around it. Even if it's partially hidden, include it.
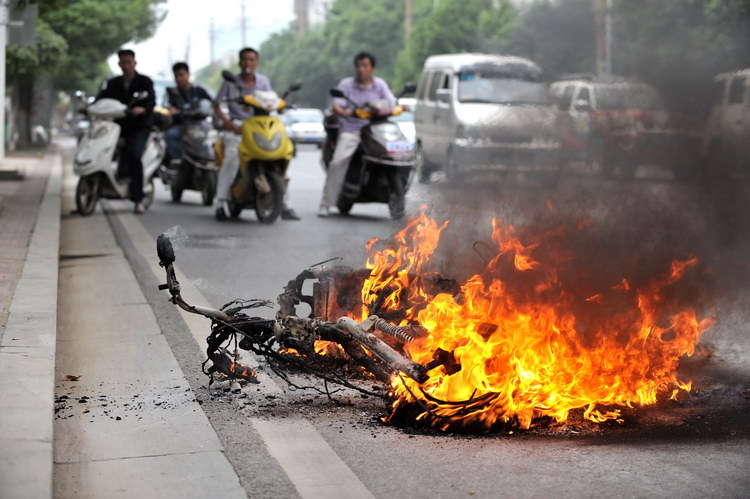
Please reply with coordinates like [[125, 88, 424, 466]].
[[458, 74, 549, 105]]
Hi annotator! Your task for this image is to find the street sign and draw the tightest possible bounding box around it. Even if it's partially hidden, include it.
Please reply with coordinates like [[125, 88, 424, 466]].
[[8, 3, 36, 47]]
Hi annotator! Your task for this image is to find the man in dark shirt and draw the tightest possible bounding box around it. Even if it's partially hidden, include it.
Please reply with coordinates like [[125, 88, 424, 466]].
[[164, 62, 213, 164], [97, 49, 155, 214]]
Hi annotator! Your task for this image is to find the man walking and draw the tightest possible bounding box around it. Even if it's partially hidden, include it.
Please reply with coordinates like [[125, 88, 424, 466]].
[[213, 47, 300, 220], [318, 52, 395, 217], [97, 49, 155, 214]]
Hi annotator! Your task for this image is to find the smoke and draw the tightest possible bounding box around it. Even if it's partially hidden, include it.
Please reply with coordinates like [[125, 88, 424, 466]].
[[405, 166, 750, 375]]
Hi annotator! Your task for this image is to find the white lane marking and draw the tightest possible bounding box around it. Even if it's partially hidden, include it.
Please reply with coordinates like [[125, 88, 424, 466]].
[[111, 204, 375, 499]]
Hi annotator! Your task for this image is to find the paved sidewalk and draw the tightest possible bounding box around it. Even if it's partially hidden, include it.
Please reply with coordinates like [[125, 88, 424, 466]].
[[0, 151, 62, 498], [0, 144, 246, 498], [52, 149, 245, 497], [0, 151, 52, 338]]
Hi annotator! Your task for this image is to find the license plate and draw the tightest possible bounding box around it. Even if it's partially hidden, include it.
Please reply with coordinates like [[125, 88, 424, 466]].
[[386, 141, 411, 152]]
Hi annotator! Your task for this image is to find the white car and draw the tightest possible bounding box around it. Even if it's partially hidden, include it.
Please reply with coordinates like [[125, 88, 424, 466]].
[[283, 108, 326, 147], [704, 69, 750, 175], [393, 97, 416, 147]]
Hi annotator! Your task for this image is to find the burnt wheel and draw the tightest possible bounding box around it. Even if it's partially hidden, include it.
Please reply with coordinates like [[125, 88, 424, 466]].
[[254, 171, 284, 223], [75, 174, 100, 216]]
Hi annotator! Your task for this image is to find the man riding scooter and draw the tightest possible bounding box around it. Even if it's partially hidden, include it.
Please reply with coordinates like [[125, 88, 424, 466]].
[[165, 62, 213, 166], [213, 47, 300, 220], [162, 62, 217, 204], [96, 48, 155, 214], [318, 51, 396, 217]]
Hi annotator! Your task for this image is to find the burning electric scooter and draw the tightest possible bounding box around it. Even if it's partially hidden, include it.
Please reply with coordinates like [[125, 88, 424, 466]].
[[156, 210, 712, 433]]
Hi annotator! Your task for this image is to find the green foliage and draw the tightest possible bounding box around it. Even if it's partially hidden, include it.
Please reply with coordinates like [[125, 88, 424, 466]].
[[393, 0, 514, 88], [6, 19, 67, 76], [253, 0, 516, 108], [7, 0, 165, 92], [258, 0, 412, 108]]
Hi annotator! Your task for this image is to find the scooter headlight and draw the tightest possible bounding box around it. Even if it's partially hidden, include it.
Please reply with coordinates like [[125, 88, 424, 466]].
[[253, 132, 282, 151]]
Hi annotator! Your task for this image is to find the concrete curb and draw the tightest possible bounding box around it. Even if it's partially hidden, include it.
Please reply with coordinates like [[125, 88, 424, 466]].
[[0, 153, 62, 498]]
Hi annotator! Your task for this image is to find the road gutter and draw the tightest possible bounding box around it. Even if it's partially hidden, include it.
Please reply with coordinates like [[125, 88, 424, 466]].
[[109, 204, 375, 499]]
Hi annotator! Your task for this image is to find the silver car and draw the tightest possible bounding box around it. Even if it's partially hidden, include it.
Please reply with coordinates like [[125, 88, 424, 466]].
[[283, 108, 326, 147], [414, 53, 561, 182]]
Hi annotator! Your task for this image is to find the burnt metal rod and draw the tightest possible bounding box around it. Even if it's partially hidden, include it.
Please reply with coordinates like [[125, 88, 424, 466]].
[[336, 317, 426, 383]]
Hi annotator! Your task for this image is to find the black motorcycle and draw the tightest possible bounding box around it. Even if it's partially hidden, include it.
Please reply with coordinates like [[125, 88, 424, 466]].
[[159, 96, 217, 205], [325, 84, 417, 219]]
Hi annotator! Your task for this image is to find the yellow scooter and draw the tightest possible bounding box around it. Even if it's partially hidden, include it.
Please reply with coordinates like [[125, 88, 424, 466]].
[[215, 71, 302, 223]]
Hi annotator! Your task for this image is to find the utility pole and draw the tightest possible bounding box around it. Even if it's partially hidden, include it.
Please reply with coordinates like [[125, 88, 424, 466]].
[[405, 0, 413, 42], [240, 0, 246, 47], [605, 0, 612, 76], [209, 17, 215, 64], [184, 35, 190, 66], [594, 0, 613, 76], [294, 0, 306, 39], [0, 1, 8, 164]]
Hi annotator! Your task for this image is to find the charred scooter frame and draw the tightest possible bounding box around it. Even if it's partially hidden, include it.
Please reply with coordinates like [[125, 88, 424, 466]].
[[156, 233, 431, 389], [326, 84, 417, 219]]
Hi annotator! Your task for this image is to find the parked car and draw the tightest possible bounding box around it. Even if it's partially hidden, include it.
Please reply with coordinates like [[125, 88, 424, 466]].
[[414, 53, 561, 183], [550, 76, 703, 180], [393, 97, 416, 147], [282, 107, 325, 147], [703, 69, 750, 177]]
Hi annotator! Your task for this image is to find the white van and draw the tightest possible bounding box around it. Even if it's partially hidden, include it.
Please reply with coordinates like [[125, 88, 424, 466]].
[[704, 69, 750, 175], [414, 53, 560, 182]]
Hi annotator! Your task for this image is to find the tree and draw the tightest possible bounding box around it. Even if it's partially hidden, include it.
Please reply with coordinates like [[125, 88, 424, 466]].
[[6, 0, 165, 146], [393, 0, 515, 88], [505, 0, 750, 115]]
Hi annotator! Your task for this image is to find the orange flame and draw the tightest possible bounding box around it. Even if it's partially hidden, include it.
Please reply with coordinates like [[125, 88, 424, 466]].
[[359, 214, 714, 431], [229, 360, 256, 379]]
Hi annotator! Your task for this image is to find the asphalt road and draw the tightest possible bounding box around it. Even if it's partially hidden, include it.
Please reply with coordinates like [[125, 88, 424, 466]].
[[106, 144, 749, 498]]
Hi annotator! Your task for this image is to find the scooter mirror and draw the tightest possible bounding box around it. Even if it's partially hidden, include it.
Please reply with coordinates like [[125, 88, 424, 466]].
[[289, 80, 303, 92], [329, 88, 345, 98], [221, 70, 236, 84]]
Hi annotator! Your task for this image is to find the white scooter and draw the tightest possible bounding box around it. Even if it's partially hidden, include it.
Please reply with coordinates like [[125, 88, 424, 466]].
[[73, 92, 166, 216]]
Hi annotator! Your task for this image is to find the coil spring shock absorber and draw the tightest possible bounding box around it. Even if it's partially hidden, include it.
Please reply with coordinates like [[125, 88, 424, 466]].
[[374, 318, 416, 343]]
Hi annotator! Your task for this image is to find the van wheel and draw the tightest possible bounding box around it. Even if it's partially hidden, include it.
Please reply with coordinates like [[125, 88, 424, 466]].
[[703, 142, 728, 181], [75, 174, 100, 216], [415, 144, 431, 184], [445, 150, 460, 183]]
